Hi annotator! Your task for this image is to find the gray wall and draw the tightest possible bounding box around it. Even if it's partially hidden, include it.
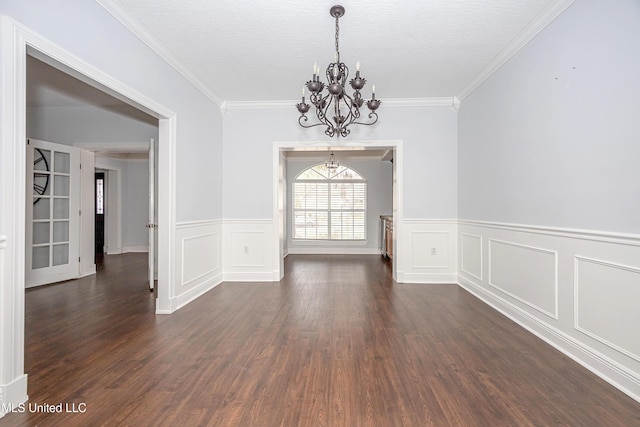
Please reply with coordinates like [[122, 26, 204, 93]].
[[2, 0, 224, 222], [458, 0, 640, 234], [223, 106, 457, 220], [286, 158, 392, 251], [27, 105, 158, 143], [95, 156, 150, 250], [122, 160, 149, 248]]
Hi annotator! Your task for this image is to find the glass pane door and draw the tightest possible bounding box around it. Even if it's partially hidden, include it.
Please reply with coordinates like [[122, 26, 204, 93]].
[[26, 139, 80, 287]]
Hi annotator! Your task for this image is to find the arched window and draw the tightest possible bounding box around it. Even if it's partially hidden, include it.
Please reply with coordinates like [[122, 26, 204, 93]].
[[293, 164, 366, 240]]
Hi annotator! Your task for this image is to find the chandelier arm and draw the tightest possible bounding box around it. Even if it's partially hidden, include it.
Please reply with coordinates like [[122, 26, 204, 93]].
[[340, 93, 360, 122], [351, 111, 379, 126], [298, 115, 328, 129], [322, 94, 336, 131], [334, 95, 342, 130]]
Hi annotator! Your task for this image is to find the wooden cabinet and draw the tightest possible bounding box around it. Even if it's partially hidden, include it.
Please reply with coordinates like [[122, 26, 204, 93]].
[[380, 215, 393, 260], [385, 220, 393, 260]]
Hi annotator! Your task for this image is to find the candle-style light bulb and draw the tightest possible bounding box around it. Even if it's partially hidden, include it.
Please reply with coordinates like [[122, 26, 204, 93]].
[[313, 62, 317, 81], [356, 61, 360, 71], [372, 84, 376, 98]]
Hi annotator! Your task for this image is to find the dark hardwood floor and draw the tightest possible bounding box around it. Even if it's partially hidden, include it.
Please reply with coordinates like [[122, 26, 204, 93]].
[[1, 253, 639, 426]]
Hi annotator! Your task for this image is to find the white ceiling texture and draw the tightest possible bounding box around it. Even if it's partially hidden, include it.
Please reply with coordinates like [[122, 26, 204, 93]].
[[98, 0, 572, 105], [27, 0, 573, 158]]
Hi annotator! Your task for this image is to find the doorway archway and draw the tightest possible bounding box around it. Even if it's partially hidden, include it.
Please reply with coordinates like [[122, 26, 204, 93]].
[[1, 17, 177, 406], [272, 140, 404, 281]]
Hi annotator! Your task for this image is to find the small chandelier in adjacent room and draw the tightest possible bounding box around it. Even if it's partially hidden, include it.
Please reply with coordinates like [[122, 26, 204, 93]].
[[325, 151, 340, 170], [296, 5, 380, 138]]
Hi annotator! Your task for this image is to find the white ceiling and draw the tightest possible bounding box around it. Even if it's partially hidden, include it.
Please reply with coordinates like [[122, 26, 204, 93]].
[[106, 0, 566, 103], [26, 0, 572, 159]]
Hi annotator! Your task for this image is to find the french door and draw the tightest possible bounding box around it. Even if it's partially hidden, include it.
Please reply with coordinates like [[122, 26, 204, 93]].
[[25, 139, 80, 287]]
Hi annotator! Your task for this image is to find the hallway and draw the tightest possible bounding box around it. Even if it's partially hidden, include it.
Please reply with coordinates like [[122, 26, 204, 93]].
[[1, 253, 638, 425]]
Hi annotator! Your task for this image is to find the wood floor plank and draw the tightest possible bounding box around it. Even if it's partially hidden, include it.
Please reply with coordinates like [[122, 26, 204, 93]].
[[0, 253, 639, 426]]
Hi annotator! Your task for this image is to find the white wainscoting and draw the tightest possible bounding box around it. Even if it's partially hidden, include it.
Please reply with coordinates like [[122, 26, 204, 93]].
[[0, 235, 6, 293], [489, 239, 558, 319], [0, 235, 29, 416], [397, 219, 458, 283], [458, 220, 640, 403], [575, 256, 640, 362], [174, 220, 223, 310], [461, 233, 482, 281], [223, 219, 279, 281], [287, 246, 380, 255]]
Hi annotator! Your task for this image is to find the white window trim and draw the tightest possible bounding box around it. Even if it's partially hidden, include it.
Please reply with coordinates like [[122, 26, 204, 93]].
[[293, 164, 367, 241]]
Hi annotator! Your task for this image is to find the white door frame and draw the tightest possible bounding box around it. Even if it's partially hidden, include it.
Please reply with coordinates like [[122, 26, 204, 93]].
[[148, 138, 156, 290], [272, 140, 403, 281], [0, 16, 177, 407], [94, 162, 123, 255]]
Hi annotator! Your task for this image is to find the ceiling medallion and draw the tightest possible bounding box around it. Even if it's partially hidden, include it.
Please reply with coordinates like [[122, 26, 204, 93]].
[[296, 5, 380, 138]]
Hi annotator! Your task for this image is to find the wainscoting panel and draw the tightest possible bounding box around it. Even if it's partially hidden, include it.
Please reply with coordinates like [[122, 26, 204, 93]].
[[0, 235, 5, 296], [457, 220, 640, 403], [412, 232, 450, 269], [223, 219, 278, 281], [398, 220, 457, 283], [461, 233, 482, 281], [489, 239, 558, 319], [230, 231, 266, 268], [174, 221, 223, 310], [575, 256, 640, 362], [183, 233, 220, 286]]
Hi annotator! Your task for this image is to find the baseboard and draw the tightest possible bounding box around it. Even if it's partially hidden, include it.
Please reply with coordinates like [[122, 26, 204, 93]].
[[122, 245, 148, 253], [172, 272, 223, 312], [105, 246, 122, 255], [287, 247, 380, 255], [78, 266, 96, 278], [106, 248, 152, 255], [155, 296, 173, 315], [457, 274, 640, 404], [223, 271, 280, 282], [0, 374, 28, 418], [396, 272, 458, 284]]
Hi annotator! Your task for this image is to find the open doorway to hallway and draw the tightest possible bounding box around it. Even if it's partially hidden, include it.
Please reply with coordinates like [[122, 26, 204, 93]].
[[95, 171, 105, 263], [24, 52, 162, 406], [26, 53, 159, 286], [274, 142, 403, 282]]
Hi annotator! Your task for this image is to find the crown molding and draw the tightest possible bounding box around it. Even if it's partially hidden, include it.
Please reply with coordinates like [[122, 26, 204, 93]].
[[96, 0, 224, 107], [382, 97, 458, 109], [224, 97, 458, 111], [456, 0, 576, 102], [224, 100, 294, 110], [98, 0, 575, 112]]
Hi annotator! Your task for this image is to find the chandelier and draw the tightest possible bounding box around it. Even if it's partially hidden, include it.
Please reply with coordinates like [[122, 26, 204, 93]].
[[325, 151, 340, 170], [296, 5, 380, 138]]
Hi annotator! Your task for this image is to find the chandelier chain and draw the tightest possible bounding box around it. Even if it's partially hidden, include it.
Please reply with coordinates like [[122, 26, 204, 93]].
[[335, 15, 340, 63]]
